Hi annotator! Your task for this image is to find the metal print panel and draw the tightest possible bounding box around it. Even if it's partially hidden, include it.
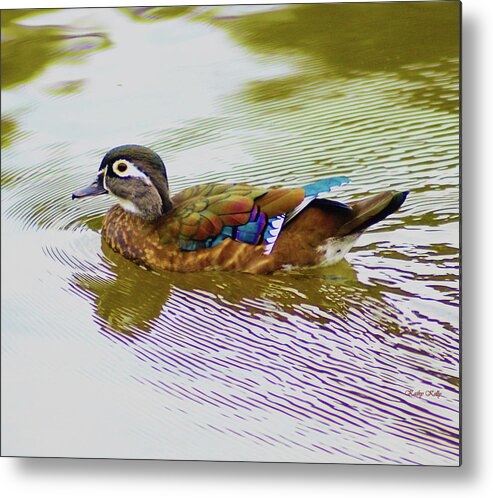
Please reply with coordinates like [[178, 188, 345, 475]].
[[1, 1, 460, 465]]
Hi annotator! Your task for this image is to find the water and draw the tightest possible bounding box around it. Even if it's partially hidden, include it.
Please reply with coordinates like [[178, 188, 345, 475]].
[[1, 4, 460, 464]]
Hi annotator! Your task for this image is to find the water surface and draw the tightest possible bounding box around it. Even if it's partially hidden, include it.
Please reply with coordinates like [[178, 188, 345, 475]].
[[1, 3, 459, 464]]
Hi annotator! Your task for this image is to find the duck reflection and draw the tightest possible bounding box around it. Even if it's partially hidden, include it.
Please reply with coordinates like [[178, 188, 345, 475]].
[[70, 238, 374, 337], [69, 235, 415, 344]]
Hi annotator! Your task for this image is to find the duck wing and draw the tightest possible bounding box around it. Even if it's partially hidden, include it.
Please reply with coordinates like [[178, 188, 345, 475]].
[[160, 183, 305, 252]]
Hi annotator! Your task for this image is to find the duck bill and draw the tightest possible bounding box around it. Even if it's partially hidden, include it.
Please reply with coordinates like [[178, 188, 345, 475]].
[[72, 178, 108, 200]]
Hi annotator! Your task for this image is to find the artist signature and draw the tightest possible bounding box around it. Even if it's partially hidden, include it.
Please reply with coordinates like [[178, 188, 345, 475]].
[[405, 389, 443, 399]]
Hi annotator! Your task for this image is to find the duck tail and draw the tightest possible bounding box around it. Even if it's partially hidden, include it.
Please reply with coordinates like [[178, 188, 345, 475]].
[[285, 176, 351, 224], [287, 177, 407, 236], [334, 190, 409, 236]]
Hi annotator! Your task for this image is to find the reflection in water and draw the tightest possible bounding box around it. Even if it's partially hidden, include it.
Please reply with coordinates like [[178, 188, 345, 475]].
[[2, 4, 459, 464], [67, 237, 459, 464], [217, 3, 459, 74], [1, 9, 110, 90], [123, 6, 196, 22], [72, 238, 360, 336]]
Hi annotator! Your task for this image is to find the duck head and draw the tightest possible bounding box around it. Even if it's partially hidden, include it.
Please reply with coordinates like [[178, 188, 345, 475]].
[[72, 144, 172, 221]]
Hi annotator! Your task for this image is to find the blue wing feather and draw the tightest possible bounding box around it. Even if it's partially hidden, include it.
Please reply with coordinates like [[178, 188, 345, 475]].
[[303, 176, 351, 197]]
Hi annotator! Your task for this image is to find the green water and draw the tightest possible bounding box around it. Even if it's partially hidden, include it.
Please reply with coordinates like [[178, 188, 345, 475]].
[[1, 3, 459, 464]]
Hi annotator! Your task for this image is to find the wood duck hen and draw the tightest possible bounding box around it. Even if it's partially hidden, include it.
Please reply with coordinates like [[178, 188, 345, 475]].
[[73, 145, 408, 274]]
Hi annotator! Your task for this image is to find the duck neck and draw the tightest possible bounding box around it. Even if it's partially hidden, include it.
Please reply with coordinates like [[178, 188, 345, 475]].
[[161, 195, 173, 215], [151, 174, 173, 217]]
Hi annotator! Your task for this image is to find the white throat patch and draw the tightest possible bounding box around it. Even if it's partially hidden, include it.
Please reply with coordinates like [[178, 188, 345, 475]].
[[109, 192, 142, 216]]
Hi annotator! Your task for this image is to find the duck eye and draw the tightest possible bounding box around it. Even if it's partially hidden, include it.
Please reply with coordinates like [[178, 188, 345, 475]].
[[115, 161, 128, 173]]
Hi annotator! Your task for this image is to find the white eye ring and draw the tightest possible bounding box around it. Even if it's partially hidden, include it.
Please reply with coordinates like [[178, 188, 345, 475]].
[[111, 159, 151, 184]]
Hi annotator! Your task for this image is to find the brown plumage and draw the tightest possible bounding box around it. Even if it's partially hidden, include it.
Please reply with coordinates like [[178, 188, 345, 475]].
[[73, 145, 408, 274]]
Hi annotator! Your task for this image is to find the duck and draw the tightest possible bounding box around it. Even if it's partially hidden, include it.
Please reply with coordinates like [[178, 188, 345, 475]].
[[72, 144, 408, 274]]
